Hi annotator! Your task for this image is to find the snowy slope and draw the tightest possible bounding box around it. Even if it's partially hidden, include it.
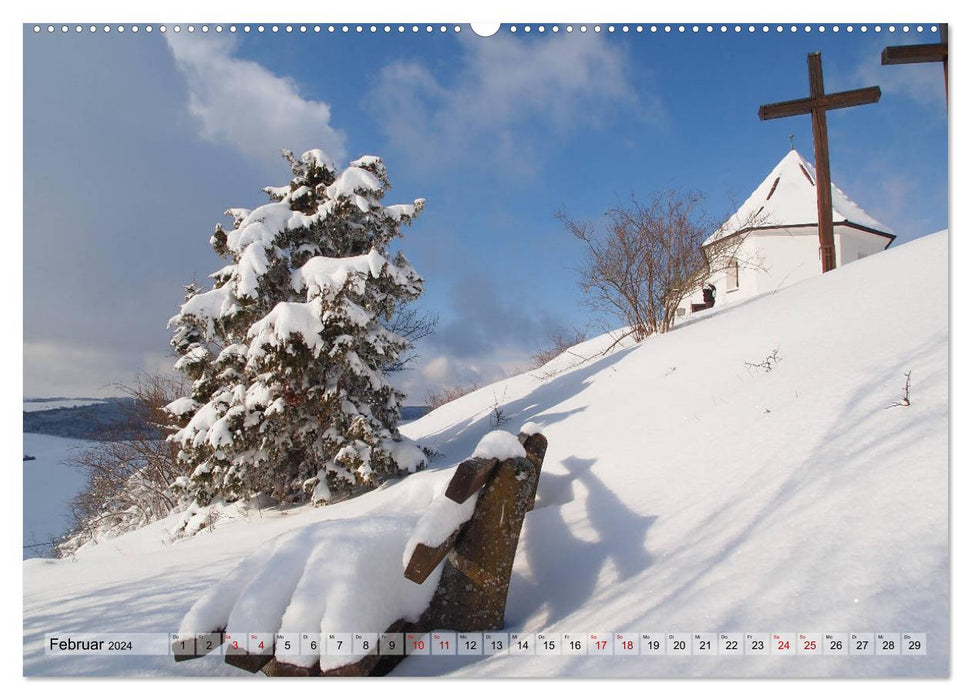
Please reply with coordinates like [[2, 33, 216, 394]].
[[23, 231, 948, 677]]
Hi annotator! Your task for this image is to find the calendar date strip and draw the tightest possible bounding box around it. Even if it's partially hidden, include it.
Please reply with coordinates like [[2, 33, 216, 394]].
[[47, 631, 927, 657]]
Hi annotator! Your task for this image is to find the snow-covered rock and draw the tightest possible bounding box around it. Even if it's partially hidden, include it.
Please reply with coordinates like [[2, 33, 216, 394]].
[[471, 430, 527, 461]]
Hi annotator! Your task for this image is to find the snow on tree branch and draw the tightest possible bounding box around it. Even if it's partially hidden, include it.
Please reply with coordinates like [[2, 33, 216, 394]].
[[166, 150, 429, 526]]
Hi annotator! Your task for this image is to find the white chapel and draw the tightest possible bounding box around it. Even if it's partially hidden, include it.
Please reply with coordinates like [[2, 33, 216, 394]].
[[677, 149, 895, 320]]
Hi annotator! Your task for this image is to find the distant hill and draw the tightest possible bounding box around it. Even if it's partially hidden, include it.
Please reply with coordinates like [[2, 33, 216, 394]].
[[23, 398, 107, 412], [400, 405, 430, 423], [23, 398, 430, 440], [23, 398, 144, 441]]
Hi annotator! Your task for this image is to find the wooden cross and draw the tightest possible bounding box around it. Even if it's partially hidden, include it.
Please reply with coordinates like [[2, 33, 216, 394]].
[[759, 53, 881, 273], [882, 24, 948, 101]]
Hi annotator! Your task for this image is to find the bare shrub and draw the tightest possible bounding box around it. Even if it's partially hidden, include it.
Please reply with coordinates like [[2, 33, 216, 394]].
[[58, 372, 190, 556], [745, 347, 782, 373], [886, 370, 913, 409], [530, 328, 589, 368], [425, 383, 480, 411], [489, 389, 509, 428]]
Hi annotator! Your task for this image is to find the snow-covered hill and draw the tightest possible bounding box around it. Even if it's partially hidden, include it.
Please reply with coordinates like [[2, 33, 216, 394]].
[[23, 398, 106, 412], [23, 231, 948, 677]]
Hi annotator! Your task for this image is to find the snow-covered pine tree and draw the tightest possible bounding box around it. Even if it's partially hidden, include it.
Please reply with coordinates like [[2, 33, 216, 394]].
[[166, 150, 427, 522]]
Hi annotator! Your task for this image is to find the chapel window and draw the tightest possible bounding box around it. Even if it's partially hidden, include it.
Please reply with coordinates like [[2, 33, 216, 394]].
[[726, 258, 740, 291]]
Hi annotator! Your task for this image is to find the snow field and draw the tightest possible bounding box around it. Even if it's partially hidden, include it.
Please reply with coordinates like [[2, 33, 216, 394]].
[[24, 232, 948, 677]]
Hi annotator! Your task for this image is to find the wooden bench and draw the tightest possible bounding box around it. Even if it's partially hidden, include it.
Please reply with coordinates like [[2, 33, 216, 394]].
[[173, 428, 548, 677]]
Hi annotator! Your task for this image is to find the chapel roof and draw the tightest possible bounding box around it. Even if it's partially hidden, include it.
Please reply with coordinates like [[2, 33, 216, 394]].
[[703, 149, 894, 246]]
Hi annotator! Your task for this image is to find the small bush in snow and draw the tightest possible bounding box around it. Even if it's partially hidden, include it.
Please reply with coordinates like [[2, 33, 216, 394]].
[[490, 389, 509, 428], [745, 347, 782, 373], [886, 370, 913, 409], [426, 383, 480, 410], [530, 327, 589, 368]]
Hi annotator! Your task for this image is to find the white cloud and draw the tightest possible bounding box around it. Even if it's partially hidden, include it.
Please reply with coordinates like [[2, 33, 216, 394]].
[[855, 58, 946, 108], [370, 32, 648, 172], [23, 341, 178, 398], [24, 342, 124, 397], [840, 166, 940, 242], [842, 35, 947, 109], [141, 351, 181, 380], [420, 356, 454, 385], [394, 348, 533, 405], [165, 34, 346, 170]]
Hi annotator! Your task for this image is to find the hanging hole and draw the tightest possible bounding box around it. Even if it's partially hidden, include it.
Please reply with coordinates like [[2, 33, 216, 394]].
[[470, 23, 501, 37]]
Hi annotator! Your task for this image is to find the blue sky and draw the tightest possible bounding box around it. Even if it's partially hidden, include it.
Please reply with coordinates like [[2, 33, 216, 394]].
[[22, 22, 948, 402]]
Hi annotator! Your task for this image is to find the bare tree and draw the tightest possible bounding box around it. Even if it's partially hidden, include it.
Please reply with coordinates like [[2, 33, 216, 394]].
[[58, 372, 190, 556], [382, 305, 438, 373], [559, 190, 761, 339]]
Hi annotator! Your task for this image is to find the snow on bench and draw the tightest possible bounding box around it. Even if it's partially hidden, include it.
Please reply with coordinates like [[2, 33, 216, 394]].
[[172, 424, 548, 677]]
